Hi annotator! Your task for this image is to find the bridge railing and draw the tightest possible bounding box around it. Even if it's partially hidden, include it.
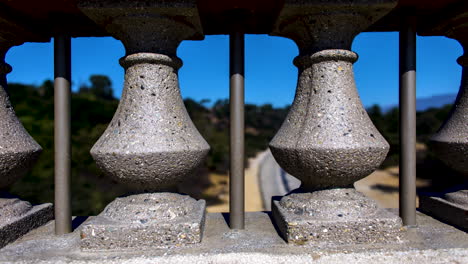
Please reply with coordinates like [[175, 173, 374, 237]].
[[0, 0, 466, 249]]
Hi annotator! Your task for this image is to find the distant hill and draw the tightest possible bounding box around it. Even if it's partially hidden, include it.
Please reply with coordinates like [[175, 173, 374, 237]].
[[416, 93, 456, 111], [382, 93, 457, 112]]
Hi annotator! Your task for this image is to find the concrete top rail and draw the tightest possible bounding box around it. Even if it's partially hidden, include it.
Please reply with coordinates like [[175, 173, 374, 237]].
[[0, 0, 466, 42]]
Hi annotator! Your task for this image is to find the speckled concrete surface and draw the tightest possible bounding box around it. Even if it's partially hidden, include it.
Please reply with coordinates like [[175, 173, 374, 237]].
[[270, 0, 397, 55], [89, 53, 210, 191], [78, 0, 203, 56], [0, 211, 467, 263], [80, 1, 209, 192], [0, 45, 49, 250], [272, 189, 402, 245], [268, 1, 398, 245], [0, 199, 53, 248], [430, 39, 467, 175], [422, 27, 468, 237], [0, 48, 42, 189], [80, 193, 206, 250], [269, 50, 389, 189], [78, 1, 211, 250]]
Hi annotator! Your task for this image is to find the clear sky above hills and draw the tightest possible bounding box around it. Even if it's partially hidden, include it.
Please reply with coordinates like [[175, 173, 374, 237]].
[[5, 33, 463, 108]]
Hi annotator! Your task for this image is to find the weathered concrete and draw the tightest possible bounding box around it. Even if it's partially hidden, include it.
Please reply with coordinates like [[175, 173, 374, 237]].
[[0, 0, 467, 38], [0, 198, 53, 248], [270, 0, 397, 55], [430, 38, 468, 175], [0, 47, 42, 189], [0, 20, 45, 188], [422, 20, 468, 233], [268, 0, 399, 244], [77, 0, 210, 249], [272, 189, 402, 245], [78, 0, 203, 56], [79, 1, 210, 192], [269, 0, 397, 190], [0, 42, 49, 249], [425, 9, 468, 176], [419, 190, 468, 232], [80, 193, 206, 250], [269, 50, 390, 190], [0, 211, 467, 263], [89, 53, 210, 191]]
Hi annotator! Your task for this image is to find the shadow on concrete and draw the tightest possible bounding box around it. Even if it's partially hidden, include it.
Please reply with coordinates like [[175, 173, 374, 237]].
[[371, 184, 399, 193], [221, 212, 230, 227], [267, 195, 287, 242]]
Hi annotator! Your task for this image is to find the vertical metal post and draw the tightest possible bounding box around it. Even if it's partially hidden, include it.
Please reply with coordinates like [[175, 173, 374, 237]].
[[54, 36, 72, 234], [399, 14, 417, 226], [229, 30, 245, 229]]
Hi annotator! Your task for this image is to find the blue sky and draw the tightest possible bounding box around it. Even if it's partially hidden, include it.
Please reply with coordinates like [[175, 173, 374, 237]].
[[5, 33, 463, 108]]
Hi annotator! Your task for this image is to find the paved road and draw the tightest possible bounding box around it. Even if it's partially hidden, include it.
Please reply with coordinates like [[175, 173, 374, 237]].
[[258, 150, 301, 210]]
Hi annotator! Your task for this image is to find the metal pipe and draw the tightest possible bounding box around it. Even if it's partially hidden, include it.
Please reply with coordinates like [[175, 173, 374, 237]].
[[399, 14, 417, 226], [229, 30, 245, 229], [54, 36, 72, 234]]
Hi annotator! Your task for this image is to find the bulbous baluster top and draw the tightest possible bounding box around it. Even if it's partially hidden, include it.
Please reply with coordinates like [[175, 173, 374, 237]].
[[269, 0, 396, 191], [80, 1, 210, 191], [270, 50, 389, 190], [91, 54, 209, 191]]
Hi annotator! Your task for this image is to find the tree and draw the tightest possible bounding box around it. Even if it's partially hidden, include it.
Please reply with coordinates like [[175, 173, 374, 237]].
[[38, 80, 54, 98], [79, 75, 114, 100]]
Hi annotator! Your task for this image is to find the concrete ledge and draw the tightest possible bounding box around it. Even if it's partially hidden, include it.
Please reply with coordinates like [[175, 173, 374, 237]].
[[0, 211, 467, 263], [0, 203, 53, 248]]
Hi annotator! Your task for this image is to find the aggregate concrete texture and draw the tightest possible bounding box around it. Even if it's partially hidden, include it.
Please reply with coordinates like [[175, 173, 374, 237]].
[[269, 50, 389, 190], [0, 44, 49, 251], [1, 211, 467, 263], [78, 0, 203, 56], [0, 199, 53, 248], [430, 38, 468, 175], [80, 193, 206, 250], [271, 0, 397, 54], [423, 24, 468, 237], [268, 1, 398, 246], [89, 53, 210, 191], [272, 189, 402, 245], [269, 1, 396, 191], [80, 1, 210, 192], [0, 48, 42, 189]]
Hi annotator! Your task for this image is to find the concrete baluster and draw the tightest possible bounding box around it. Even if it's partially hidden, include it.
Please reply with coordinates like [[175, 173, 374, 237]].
[[78, 0, 209, 250], [269, 0, 403, 245], [419, 21, 468, 231], [0, 42, 52, 248]]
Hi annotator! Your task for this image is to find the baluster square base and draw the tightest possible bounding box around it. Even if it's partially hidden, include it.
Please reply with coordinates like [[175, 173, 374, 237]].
[[0, 198, 53, 248], [272, 188, 403, 245], [80, 193, 206, 250]]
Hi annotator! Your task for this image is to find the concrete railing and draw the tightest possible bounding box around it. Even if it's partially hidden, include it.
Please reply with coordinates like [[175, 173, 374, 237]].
[[0, 0, 467, 251]]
